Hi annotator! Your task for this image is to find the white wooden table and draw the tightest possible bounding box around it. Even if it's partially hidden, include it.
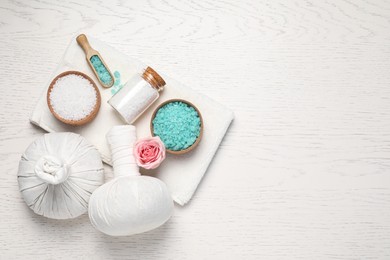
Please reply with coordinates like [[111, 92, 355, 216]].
[[1, 0, 390, 259]]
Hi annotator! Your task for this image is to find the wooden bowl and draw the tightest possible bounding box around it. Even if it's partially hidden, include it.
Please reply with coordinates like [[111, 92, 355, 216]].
[[47, 71, 101, 126], [150, 99, 203, 155]]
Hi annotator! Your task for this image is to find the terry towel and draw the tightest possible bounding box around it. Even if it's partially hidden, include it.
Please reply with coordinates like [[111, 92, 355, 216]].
[[30, 35, 234, 206]]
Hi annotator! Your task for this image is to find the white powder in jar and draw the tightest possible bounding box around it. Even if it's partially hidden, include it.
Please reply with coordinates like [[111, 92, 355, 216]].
[[49, 74, 97, 121], [108, 75, 159, 124]]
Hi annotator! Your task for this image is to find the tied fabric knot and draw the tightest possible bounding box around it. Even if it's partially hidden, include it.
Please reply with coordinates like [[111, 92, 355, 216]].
[[34, 155, 70, 185]]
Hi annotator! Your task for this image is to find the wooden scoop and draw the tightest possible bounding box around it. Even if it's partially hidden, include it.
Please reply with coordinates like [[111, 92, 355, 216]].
[[76, 34, 114, 88]]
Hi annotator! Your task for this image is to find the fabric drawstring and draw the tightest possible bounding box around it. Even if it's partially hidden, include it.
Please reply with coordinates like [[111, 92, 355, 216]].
[[35, 155, 69, 185]]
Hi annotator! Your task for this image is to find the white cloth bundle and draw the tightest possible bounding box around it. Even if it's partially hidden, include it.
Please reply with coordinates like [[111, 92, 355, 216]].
[[88, 126, 173, 236], [17, 132, 104, 219]]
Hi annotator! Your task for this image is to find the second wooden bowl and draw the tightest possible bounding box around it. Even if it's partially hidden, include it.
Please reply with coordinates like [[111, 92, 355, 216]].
[[150, 99, 203, 155]]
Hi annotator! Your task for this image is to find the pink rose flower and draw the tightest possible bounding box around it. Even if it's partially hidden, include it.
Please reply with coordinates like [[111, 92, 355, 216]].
[[134, 136, 166, 169]]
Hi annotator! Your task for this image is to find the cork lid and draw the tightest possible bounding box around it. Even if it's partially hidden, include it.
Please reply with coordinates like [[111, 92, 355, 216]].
[[142, 66, 166, 92]]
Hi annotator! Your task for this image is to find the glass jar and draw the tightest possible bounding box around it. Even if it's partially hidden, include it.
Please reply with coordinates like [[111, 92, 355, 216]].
[[108, 66, 166, 124]]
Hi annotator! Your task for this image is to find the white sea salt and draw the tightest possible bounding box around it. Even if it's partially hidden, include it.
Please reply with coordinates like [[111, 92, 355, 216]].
[[49, 74, 97, 121]]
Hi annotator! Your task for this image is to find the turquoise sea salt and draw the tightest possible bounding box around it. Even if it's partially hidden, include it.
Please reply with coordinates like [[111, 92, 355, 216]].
[[152, 101, 201, 151], [111, 71, 124, 95], [90, 55, 113, 85]]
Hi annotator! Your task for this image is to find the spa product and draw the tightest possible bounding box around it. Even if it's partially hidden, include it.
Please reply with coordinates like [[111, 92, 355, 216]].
[[108, 67, 166, 124], [17, 132, 104, 219], [88, 125, 173, 236], [76, 34, 114, 88], [151, 99, 203, 154], [47, 71, 101, 126]]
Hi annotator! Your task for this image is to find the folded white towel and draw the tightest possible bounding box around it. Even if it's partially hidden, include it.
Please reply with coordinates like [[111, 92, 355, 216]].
[[30, 35, 234, 206]]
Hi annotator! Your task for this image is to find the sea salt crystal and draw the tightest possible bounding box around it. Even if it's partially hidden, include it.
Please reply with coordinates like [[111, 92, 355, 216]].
[[49, 74, 97, 121], [152, 101, 201, 151], [90, 55, 113, 85]]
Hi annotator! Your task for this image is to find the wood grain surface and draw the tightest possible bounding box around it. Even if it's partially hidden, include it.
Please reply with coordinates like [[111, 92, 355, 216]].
[[1, 0, 390, 259]]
